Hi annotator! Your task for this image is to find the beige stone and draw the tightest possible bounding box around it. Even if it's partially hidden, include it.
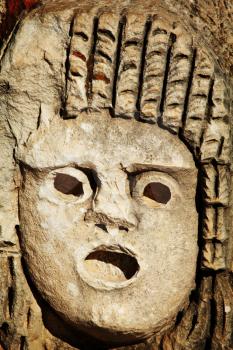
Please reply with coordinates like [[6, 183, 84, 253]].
[[0, 0, 232, 349]]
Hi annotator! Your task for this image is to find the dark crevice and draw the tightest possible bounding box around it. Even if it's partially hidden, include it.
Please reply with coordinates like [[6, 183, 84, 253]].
[[122, 62, 137, 71], [136, 19, 152, 113], [20, 336, 27, 350], [144, 98, 158, 103], [96, 49, 112, 63], [158, 32, 176, 118], [74, 165, 99, 193], [15, 225, 22, 246], [95, 224, 108, 232], [190, 161, 212, 295], [7, 256, 15, 319], [167, 102, 181, 107], [193, 93, 208, 98], [111, 17, 125, 112], [74, 32, 88, 41], [125, 40, 139, 47], [0, 14, 22, 64], [175, 310, 184, 326], [0, 323, 9, 336], [27, 308, 32, 328], [213, 160, 219, 200], [8, 256, 15, 279], [173, 53, 189, 60], [134, 114, 157, 124], [110, 112, 133, 121], [198, 74, 211, 79], [98, 92, 107, 99], [71, 71, 83, 78], [188, 309, 198, 338], [61, 17, 74, 119], [217, 136, 224, 158], [98, 28, 116, 42], [0, 241, 15, 247], [206, 77, 215, 122], [86, 17, 99, 106], [8, 286, 15, 318], [205, 275, 216, 349], [181, 48, 197, 130], [37, 104, 41, 129]]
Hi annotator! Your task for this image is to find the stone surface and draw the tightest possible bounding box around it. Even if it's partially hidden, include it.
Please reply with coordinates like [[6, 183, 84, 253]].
[[0, 0, 232, 349]]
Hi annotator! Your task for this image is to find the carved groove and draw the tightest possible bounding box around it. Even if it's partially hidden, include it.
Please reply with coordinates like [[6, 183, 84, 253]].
[[136, 19, 152, 116], [115, 14, 147, 117], [112, 18, 125, 111], [163, 33, 193, 133], [65, 13, 94, 116], [92, 13, 119, 109], [202, 164, 217, 204], [86, 17, 99, 106], [159, 33, 176, 118], [7, 257, 15, 319], [200, 76, 230, 164], [181, 48, 197, 129], [141, 20, 171, 119]]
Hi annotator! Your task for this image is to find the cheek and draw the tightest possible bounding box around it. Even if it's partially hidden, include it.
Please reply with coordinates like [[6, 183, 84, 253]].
[[36, 199, 87, 238], [20, 181, 89, 245], [135, 203, 198, 257], [137, 199, 197, 233]]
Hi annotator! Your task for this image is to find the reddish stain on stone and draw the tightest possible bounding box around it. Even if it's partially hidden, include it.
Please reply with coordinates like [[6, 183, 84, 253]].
[[23, 0, 40, 10], [72, 51, 86, 62], [8, 0, 21, 15], [93, 73, 110, 84]]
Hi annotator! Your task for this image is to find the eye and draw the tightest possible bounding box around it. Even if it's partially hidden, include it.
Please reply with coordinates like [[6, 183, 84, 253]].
[[41, 167, 94, 204], [132, 170, 180, 208], [143, 182, 171, 204], [54, 173, 84, 197]]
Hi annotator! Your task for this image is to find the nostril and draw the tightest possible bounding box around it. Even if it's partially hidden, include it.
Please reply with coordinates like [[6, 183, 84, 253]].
[[95, 224, 108, 233], [119, 226, 129, 232]]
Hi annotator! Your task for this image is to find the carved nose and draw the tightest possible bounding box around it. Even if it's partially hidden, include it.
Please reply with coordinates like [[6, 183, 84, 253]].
[[85, 210, 136, 231], [92, 193, 136, 227], [95, 223, 129, 234]]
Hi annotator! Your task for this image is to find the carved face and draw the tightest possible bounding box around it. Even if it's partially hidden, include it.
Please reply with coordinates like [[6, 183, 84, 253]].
[[19, 111, 198, 343]]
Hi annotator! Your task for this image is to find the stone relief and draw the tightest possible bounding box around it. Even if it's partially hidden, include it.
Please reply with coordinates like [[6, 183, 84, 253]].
[[0, 0, 232, 349]]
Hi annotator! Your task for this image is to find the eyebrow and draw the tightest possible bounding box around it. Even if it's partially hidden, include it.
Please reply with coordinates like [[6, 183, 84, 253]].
[[122, 163, 197, 174]]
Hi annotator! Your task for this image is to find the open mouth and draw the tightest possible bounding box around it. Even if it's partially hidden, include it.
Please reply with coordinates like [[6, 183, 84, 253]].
[[83, 245, 140, 285]]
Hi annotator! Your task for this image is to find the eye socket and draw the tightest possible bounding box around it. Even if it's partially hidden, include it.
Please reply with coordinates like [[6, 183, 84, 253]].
[[132, 170, 179, 208], [143, 182, 171, 204], [54, 173, 84, 197]]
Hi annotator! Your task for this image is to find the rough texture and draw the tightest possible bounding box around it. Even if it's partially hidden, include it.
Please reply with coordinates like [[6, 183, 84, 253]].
[[0, 0, 232, 349]]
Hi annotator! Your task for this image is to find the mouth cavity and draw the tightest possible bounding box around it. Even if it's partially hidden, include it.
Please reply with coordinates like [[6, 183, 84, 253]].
[[84, 246, 139, 283]]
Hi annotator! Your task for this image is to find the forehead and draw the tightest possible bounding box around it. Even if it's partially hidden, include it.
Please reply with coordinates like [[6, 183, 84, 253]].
[[20, 112, 195, 170]]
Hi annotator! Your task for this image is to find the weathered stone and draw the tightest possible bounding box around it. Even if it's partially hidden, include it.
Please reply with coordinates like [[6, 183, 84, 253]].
[[0, 1, 232, 349]]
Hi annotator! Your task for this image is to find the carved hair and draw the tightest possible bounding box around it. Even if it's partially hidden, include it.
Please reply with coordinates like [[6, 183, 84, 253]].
[[65, 11, 231, 271], [0, 5, 232, 349]]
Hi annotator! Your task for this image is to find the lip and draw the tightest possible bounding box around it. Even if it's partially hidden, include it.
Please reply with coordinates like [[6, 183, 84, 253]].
[[79, 245, 140, 290]]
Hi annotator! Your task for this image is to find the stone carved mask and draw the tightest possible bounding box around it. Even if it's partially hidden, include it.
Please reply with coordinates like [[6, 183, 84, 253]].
[[0, 0, 231, 346]]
